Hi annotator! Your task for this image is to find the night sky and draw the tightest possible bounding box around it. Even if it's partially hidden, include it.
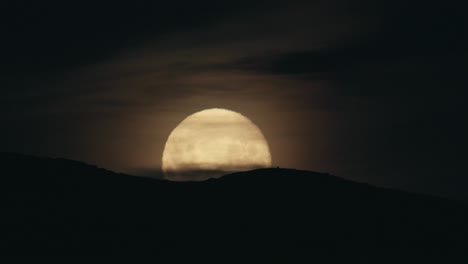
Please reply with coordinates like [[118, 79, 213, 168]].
[[1, 0, 467, 199]]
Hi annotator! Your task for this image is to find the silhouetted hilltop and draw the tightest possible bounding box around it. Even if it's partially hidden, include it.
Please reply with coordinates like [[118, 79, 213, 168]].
[[1, 153, 467, 260]]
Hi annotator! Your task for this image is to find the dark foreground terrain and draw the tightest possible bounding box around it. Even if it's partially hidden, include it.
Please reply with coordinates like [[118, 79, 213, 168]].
[[1, 153, 467, 261]]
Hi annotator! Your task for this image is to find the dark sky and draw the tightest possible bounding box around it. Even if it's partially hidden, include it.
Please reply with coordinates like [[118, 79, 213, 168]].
[[1, 0, 467, 199]]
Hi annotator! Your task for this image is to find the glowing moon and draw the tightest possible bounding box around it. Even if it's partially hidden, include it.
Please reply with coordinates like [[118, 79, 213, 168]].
[[162, 108, 272, 181]]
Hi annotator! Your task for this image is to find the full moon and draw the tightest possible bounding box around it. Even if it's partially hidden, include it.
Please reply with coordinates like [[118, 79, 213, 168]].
[[162, 108, 272, 181]]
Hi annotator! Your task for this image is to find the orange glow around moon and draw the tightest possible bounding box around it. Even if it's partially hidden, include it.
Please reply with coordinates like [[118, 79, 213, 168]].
[[162, 108, 272, 181]]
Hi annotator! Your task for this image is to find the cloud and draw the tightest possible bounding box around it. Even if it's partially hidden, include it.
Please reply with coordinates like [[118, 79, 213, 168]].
[[2, 0, 467, 199]]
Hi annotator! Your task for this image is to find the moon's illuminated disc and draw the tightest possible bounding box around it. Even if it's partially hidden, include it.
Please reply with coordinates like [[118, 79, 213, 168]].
[[162, 108, 272, 181]]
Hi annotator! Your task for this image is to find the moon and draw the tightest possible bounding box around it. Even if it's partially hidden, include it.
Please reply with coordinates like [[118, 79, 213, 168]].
[[162, 108, 272, 181]]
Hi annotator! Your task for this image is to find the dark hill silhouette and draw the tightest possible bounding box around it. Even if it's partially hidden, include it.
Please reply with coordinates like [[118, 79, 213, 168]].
[[1, 152, 467, 261]]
